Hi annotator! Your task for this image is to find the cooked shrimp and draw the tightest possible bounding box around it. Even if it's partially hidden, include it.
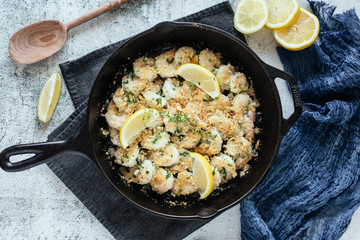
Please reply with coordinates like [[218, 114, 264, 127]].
[[235, 115, 255, 142], [163, 111, 192, 134], [109, 128, 121, 147], [122, 74, 148, 95], [171, 171, 198, 196], [155, 49, 177, 78], [151, 144, 180, 167], [150, 168, 174, 194], [224, 136, 252, 166], [206, 94, 231, 113], [141, 128, 170, 150], [216, 64, 235, 91], [230, 72, 248, 93], [167, 149, 193, 174], [211, 166, 221, 190], [210, 154, 237, 183], [131, 159, 156, 184], [133, 56, 157, 81], [194, 130, 223, 156], [171, 131, 201, 149], [198, 49, 221, 72], [173, 46, 196, 67], [162, 78, 192, 100], [112, 144, 139, 167], [230, 92, 251, 115], [143, 91, 167, 109], [208, 113, 235, 140], [105, 101, 129, 130]]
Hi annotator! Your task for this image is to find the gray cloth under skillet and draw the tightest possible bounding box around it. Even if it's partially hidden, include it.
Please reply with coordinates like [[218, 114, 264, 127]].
[[47, 2, 246, 239]]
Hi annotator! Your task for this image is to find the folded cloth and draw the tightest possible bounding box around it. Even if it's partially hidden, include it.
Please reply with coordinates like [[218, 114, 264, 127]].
[[47, 2, 245, 239], [240, 1, 360, 239]]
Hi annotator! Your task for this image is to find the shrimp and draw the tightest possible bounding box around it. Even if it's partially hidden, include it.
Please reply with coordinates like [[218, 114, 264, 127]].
[[198, 48, 222, 72], [208, 113, 235, 140], [109, 127, 121, 147], [206, 94, 231, 113], [122, 74, 148, 95], [171, 171, 198, 196], [155, 49, 177, 78], [211, 166, 221, 190], [162, 110, 192, 134], [142, 91, 167, 109], [235, 115, 255, 142], [140, 128, 170, 150], [162, 78, 192, 100], [151, 144, 180, 167], [150, 168, 174, 194], [173, 46, 196, 67], [131, 159, 156, 184], [210, 154, 237, 183], [216, 64, 235, 91], [171, 131, 201, 149], [230, 93, 251, 115], [105, 101, 129, 131], [194, 130, 223, 156], [224, 136, 252, 168], [167, 149, 193, 174], [230, 72, 248, 94], [133, 56, 157, 81], [111, 143, 140, 167]]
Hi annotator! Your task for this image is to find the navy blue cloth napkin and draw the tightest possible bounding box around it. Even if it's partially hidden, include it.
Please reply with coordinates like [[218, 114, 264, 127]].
[[48, 2, 245, 239], [240, 1, 360, 239]]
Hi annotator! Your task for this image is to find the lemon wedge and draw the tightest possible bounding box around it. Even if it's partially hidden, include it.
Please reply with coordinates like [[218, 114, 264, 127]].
[[234, 0, 269, 34], [273, 7, 320, 51], [265, 0, 300, 29], [191, 152, 214, 199], [37, 73, 62, 123], [175, 63, 220, 99], [119, 108, 160, 149]]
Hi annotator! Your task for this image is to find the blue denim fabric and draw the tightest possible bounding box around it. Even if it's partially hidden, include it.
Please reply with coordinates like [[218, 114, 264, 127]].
[[240, 2, 360, 240]]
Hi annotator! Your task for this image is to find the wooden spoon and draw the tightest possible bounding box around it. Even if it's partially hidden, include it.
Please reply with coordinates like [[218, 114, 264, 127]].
[[9, 0, 132, 65]]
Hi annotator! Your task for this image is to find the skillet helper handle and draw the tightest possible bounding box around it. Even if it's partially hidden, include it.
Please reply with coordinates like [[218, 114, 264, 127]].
[[264, 64, 302, 136], [0, 141, 68, 172], [65, 0, 132, 31]]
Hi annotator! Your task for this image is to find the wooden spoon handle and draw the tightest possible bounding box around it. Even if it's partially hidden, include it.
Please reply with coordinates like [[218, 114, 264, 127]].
[[65, 0, 132, 31]]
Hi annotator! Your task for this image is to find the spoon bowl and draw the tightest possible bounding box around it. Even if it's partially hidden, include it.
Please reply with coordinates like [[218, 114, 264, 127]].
[[9, 20, 68, 65], [8, 0, 131, 65]]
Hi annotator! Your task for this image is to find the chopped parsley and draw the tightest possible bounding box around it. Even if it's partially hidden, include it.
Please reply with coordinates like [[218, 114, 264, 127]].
[[166, 172, 171, 179], [152, 134, 162, 144], [180, 151, 189, 157], [188, 82, 195, 88], [222, 167, 227, 180]]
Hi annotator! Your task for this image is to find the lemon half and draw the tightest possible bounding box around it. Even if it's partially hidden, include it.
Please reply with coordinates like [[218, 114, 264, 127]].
[[234, 0, 269, 34], [175, 63, 220, 99], [119, 108, 160, 149], [37, 73, 62, 123], [191, 152, 214, 199], [273, 8, 320, 51]]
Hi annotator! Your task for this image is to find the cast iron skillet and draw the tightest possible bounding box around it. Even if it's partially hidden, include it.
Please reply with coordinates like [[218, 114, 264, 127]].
[[0, 22, 302, 219]]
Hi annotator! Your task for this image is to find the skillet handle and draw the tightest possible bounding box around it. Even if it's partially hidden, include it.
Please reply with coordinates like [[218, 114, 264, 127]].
[[264, 64, 302, 136], [0, 123, 93, 172], [0, 141, 68, 172]]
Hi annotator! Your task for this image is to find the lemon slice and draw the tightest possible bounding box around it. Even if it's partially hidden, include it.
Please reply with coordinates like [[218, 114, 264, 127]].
[[265, 0, 300, 29], [119, 108, 160, 149], [234, 0, 269, 34], [191, 152, 214, 199], [37, 73, 62, 123], [273, 8, 320, 51], [175, 63, 220, 99]]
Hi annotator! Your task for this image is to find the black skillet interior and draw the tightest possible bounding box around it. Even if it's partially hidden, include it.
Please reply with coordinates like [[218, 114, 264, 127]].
[[88, 22, 284, 218]]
